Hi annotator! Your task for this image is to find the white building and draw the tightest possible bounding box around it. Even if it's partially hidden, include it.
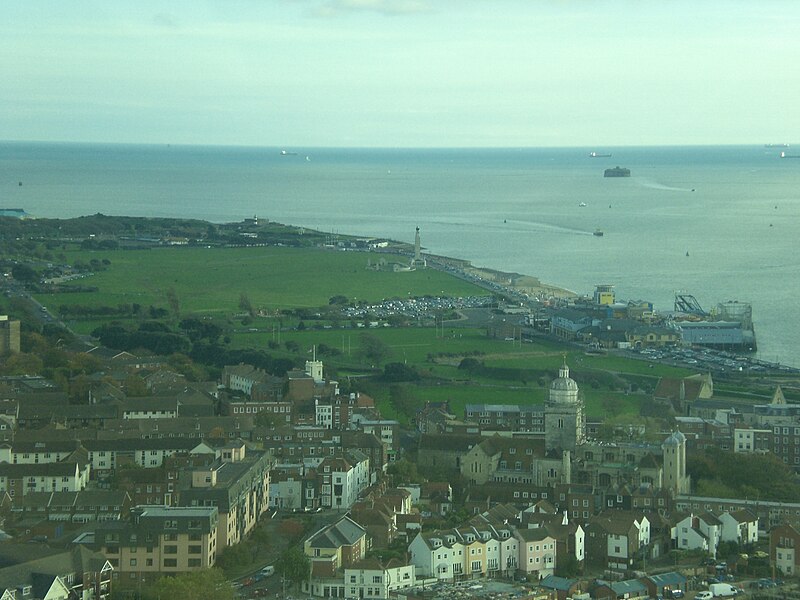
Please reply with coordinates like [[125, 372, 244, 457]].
[[343, 559, 415, 599], [0, 461, 90, 497], [672, 513, 721, 557], [318, 452, 370, 510]]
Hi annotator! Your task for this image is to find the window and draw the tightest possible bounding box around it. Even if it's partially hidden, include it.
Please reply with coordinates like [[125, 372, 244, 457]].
[[188, 558, 201, 567], [164, 545, 178, 554], [163, 559, 177, 567]]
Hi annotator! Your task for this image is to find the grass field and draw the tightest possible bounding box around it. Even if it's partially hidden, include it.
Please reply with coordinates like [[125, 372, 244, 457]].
[[42, 246, 487, 317], [36, 244, 693, 426]]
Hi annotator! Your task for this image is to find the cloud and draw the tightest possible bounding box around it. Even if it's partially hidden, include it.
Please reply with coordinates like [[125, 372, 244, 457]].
[[313, 0, 432, 17]]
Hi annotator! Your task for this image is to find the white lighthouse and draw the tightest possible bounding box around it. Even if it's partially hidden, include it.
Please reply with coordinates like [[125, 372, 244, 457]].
[[411, 226, 426, 268]]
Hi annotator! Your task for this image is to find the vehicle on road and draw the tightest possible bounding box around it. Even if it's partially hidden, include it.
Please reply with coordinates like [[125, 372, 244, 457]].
[[708, 583, 739, 597], [695, 592, 713, 600]]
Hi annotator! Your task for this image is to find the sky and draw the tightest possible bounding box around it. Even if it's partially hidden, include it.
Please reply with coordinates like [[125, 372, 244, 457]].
[[2, 0, 799, 148]]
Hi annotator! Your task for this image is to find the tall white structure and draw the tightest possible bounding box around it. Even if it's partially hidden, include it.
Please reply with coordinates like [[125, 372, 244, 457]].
[[410, 226, 426, 268], [305, 359, 324, 384], [544, 360, 585, 452], [662, 430, 690, 494]]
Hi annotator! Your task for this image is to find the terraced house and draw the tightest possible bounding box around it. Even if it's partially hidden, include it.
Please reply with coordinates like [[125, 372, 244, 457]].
[[409, 521, 521, 581]]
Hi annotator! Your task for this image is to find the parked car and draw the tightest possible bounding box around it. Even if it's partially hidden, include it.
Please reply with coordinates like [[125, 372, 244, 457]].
[[696, 592, 714, 600]]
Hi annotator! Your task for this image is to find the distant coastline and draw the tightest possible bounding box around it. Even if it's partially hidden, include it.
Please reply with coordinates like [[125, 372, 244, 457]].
[[4, 142, 799, 366]]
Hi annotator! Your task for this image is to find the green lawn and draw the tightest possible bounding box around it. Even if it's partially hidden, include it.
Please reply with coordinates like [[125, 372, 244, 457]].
[[39, 245, 486, 317]]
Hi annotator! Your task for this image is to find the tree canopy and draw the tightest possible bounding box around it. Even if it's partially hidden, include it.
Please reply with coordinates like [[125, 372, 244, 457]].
[[143, 568, 234, 600], [688, 447, 800, 502]]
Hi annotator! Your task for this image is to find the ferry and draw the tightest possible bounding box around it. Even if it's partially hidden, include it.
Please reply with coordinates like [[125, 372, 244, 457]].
[[589, 152, 612, 157], [593, 229, 604, 237]]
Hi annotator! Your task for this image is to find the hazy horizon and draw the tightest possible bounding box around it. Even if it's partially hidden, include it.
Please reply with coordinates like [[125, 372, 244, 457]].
[[3, 1, 798, 148]]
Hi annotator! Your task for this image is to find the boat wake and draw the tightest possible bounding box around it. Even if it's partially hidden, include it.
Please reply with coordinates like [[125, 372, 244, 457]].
[[637, 178, 695, 192], [428, 218, 589, 236]]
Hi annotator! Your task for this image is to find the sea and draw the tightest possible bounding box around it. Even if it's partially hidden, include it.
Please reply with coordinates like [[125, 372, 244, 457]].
[[2, 142, 799, 367]]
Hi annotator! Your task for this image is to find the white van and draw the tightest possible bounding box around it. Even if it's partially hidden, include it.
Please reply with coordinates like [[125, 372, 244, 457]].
[[260, 566, 275, 577]]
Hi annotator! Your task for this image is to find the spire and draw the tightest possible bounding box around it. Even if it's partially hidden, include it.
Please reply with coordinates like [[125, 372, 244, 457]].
[[772, 385, 786, 405], [559, 354, 569, 379]]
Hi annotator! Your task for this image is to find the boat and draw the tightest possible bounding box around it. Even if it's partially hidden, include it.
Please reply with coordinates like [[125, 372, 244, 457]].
[[589, 152, 612, 157], [780, 152, 800, 158], [280, 150, 297, 156], [593, 229, 604, 237], [604, 166, 631, 177], [766, 143, 789, 148], [579, 202, 587, 207]]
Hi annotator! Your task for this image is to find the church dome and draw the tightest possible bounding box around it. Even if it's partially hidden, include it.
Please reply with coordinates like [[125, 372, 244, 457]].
[[663, 431, 686, 447], [549, 361, 579, 401], [551, 377, 579, 393]]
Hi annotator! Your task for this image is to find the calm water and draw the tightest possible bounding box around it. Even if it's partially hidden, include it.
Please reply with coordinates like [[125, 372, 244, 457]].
[[2, 142, 799, 366]]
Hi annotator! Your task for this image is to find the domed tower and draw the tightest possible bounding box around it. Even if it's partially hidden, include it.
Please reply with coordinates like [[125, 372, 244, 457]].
[[662, 430, 690, 494], [545, 359, 585, 452]]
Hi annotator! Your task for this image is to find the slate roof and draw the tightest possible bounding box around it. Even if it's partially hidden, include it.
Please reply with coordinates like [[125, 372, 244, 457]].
[[647, 572, 688, 588], [540, 575, 579, 591], [307, 517, 366, 549]]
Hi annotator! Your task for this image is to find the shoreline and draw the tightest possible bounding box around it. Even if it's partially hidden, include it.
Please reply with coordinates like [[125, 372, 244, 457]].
[[380, 242, 578, 302]]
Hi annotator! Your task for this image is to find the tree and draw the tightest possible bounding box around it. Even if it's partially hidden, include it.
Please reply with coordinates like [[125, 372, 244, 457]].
[[11, 263, 38, 283], [555, 553, 581, 577], [359, 333, 391, 365], [275, 546, 310, 589], [0, 352, 43, 376], [458, 357, 482, 373], [389, 384, 418, 419], [215, 543, 252, 575], [124, 374, 149, 397], [239, 292, 254, 317], [166, 287, 180, 319], [387, 459, 423, 484], [144, 568, 234, 600], [382, 362, 420, 382]]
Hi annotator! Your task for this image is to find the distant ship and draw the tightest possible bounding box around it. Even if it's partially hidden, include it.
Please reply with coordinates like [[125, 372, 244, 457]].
[[589, 152, 612, 157], [593, 229, 604, 237], [579, 202, 587, 207], [604, 166, 631, 177], [766, 143, 790, 148], [280, 150, 298, 156], [780, 152, 800, 158]]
